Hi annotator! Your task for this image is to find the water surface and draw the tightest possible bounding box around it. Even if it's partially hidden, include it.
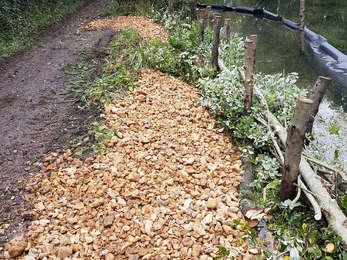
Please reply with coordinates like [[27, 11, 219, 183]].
[[199, 0, 347, 170]]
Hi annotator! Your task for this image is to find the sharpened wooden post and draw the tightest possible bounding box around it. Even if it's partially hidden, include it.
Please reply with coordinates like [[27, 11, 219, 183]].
[[280, 97, 313, 201], [205, 6, 211, 28], [224, 18, 231, 43], [212, 16, 222, 69], [306, 76, 331, 139], [199, 9, 205, 44], [299, 0, 305, 54], [191, 0, 197, 21], [250, 35, 257, 63], [243, 39, 255, 116], [168, 0, 173, 17]]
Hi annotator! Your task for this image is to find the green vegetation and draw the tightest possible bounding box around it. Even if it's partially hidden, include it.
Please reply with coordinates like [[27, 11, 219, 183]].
[[0, 0, 86, 59], [63, 1, 347, 257], [15, 0, 345, 257], [64, 29, 140, 109]]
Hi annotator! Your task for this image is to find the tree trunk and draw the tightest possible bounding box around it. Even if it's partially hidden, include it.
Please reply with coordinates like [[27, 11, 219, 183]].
[[219, 57, 347, 243], [299, 0, 305, 54], [199, 9, 205, 44], [205, 6, 211, 28], [190, 0, 197, 21], [168, 0, 173, 17], [250, 35, 257, 60], [239, 151, 259, 215], [280, 98, 313, 201], [243, 39, 254, 116], [211, 16, 222, 69], [224, 18, 231, 43], [306, 76, 331, 138], [266, 111, 347, 243]]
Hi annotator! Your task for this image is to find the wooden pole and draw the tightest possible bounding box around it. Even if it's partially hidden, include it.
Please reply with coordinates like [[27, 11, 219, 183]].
[[243, 39, 255, 116], [224, 18, 231, 43], [168, 0, 173, 17], [205, 6, 211, 28], [199, 9, 205, 44], [306, 76, 331, 138], [280, 97, 313, 201], [299, 0, 305, 54], [220, 58, 347, 243], [212, 16, 222, 69], [190, 0, 197, 21], [250, 34, 257, 68]]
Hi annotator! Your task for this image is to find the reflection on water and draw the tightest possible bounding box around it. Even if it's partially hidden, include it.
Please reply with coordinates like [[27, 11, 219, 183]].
[[199, 0, 347, 109], [199, 0, 347, 170]]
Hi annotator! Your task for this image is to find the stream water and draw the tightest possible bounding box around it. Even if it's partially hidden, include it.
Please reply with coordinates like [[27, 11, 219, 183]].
[[199, 0, 347, 170]]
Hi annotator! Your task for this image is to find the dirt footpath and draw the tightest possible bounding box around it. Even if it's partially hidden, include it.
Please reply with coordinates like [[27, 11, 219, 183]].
[[0, 0, 115, 250], [1, 4, 249, 259]]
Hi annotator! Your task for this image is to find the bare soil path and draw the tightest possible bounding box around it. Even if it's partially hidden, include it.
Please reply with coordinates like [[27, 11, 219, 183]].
[[0, 0, 115, 250]]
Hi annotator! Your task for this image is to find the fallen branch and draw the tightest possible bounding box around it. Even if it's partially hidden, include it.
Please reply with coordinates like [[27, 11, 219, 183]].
[[217, 59, 347, 243], [266, 110, 347, 244], [303, 152, 347, 183], [291, 175, 302, 206], [297, 177, 322, 220], [239, 149, 260, 216]]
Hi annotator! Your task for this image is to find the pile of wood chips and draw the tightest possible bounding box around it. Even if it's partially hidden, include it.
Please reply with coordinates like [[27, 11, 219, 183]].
[[87, 16, 169, 42], [4, 16, 254, 260]]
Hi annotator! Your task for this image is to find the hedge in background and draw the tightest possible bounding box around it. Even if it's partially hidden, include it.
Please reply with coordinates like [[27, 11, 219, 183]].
[[0, 0, 87, 59]]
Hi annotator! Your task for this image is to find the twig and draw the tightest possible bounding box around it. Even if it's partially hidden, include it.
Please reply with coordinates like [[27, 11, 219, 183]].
[[302, 152, 347, 183], [238, 66, 284, 164], [218, 58, 347, 242], [297, 177, 322, 220], [335, 171, 339, 203], [256, 117, 284, 165], [290, 174, 302, 206]]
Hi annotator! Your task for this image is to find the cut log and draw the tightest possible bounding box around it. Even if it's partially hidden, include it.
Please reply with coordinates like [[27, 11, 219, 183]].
[[243, 39, 254, 116], [205, 6, 211, 28], [266, 111, 347, 244], [168, 0, 173, 17], [306, 76, 331, 138], [239, 151, 259, 215], [224, 18, 231, 43], [279, 98, 313, 201], [199, 9, 205, 44], [212, 16, 222, 69], [191, 0, 197, 21], [218, 58, 347, 243], [299, 0, 305, 54], [298, 177, 322, 220]]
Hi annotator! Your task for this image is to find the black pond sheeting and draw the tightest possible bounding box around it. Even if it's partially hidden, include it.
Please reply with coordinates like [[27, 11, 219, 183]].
[[198, 3, 347, 101]]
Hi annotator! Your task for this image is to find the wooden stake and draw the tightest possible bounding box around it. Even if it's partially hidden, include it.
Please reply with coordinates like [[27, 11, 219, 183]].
[[190, 0, 197, 21], [168, 0, 173, 17], [205, 6, 211, 28], [199, 9, 205, 44], [243, 39, 255, 116], [280, 97, 313, 201], [250, 35, 257, 63], [212, 16, 222, 69], [219, 57, 347, 243], [299, 0, 305, 54], [224, 18, 231, 43], [306, 76, 331, 139]]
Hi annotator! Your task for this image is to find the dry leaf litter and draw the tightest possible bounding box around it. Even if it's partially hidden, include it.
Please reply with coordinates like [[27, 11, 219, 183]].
[[87, 16, 169, 42], [3, 16, 253, 259]]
